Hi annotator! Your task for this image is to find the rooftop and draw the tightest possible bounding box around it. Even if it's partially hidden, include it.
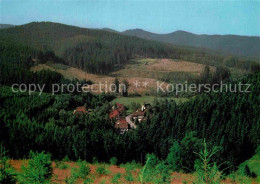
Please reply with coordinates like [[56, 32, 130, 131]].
[[109, 110, 120, 119], [115, 118, 128, 129]]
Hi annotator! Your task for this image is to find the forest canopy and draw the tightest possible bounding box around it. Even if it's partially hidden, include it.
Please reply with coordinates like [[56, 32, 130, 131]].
[[1, 22, 259, 74], [0, 73, 259, 174]]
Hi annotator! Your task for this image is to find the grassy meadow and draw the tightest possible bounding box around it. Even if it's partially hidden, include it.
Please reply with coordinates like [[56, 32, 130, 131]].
[[112, 96, 189, 106]]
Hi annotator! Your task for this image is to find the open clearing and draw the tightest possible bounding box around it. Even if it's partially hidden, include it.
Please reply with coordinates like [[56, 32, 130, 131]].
[[113, 58, 212, 76], [9, 159, 255, 184], [31, 58, 213, 95], [8, 160, 225, 184], [111, 58, 214, 83]]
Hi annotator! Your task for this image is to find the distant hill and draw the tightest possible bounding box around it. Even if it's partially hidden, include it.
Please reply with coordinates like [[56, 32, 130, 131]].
[[122, 29, 161, 40], [102, 28, 118, 33], [0, 22, 230, 74], [0, 24, 15, 29], [122, 29, 260, 58]]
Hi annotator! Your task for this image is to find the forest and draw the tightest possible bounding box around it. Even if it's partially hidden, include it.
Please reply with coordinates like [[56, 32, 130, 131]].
[[0, 72, 259, 173], [0, 22, 259, 74], [0, 41, 94, 93], [0, 22, 259, 183]]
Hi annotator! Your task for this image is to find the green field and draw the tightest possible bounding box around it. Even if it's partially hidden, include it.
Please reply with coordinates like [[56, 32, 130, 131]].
[[112, 96, 189, 106]]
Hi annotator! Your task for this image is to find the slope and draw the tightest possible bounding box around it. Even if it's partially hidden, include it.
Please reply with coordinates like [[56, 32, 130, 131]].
[[0, 22, 225, 74], [122, 29, 260, 58]]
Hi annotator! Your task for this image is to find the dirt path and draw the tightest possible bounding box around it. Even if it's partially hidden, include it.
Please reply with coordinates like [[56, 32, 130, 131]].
[[126, 115, 136, 129]]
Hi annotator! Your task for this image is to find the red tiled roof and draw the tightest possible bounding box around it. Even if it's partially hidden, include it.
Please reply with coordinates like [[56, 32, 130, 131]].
[[73, 106, 87, 114], [116, 103, 124, 107], [76, 106, 86, 111], [115, 118, 128, 129], [132, 111, 145, 117], [116, 103, 125, 112], [109, 110, 120, 119]]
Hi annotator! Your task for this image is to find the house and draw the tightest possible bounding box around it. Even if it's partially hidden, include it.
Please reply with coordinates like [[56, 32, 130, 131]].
[[112, 103, 125, 113], [109, 110, 120, 119], [141, 103, 151, 112], [109, 103, 125, 120], [132, 111, 146, 122], [115, 118, 128, 134], [116, 103, 125, 113], [73, 106, 87, 117]]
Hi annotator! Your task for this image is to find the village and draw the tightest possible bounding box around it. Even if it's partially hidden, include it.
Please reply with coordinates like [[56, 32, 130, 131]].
[[73, 102, 152, 134]]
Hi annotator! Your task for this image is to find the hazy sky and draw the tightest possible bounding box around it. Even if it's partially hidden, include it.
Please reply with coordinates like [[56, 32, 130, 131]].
[[1, 0, 260, 36]]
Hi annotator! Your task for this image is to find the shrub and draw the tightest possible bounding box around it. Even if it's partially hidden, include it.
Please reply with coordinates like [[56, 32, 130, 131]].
[[120, 160, 141, 172], [63, 155, 70, 162], [166, 141, 181, 171], [124, 171, 134, 182], [64, 173, 77, 184], [154, 161, 171, 183], [77, 161, 90, 178], [96, 166, 108, 175], [18, 151, 53, 184], [109, 157, 118, 165], [83, 177, 94, 184], [111, 173, 121, 184], [228, 172, 253, 184], [139, 154, 171, 184], [65, 161, 90, 183], [0, 144, 16, 184], [56, 161, 69, 169]]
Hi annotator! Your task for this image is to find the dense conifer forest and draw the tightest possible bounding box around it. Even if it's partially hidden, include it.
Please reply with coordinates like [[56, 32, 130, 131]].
[[0, 22, 259, 183], [0, 73, 259, 174]]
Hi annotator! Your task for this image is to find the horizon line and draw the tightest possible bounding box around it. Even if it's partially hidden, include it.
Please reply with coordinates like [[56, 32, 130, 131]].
[[1, 21, 260, 38]]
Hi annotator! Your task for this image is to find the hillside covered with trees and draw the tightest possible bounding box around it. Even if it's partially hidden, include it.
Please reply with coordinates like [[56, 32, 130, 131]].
[[0, 22, 258, 75], [0, 73, 259, 174], [0, 21, 259, 183], [122, 29, 260, 58]]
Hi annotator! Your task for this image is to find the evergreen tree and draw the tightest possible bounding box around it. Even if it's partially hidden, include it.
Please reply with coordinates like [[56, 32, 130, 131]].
[[122, 79, 129, 97], [114, 77, 120, 93], [166, 141, 181, 171]]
